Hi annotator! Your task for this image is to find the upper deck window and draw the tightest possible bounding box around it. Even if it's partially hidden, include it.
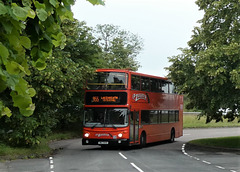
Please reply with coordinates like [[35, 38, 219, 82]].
[[87, 72, 128, 90]]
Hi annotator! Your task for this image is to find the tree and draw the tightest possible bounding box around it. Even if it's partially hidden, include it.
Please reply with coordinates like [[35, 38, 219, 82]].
[[0, 0, 75, 118], [95, 24, 143, 71], [167, 0, 240, 122], [0, 19, 103, 146], [0, 0, 105, 118]]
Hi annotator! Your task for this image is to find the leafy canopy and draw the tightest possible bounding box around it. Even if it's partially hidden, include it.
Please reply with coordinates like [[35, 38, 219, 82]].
[[95, 24, 143, 71], [167, 0, 240, 122], [0, 0, 105, 118]]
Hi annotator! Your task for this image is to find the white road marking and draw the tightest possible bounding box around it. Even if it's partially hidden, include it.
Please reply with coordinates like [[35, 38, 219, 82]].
[[216, 166, 225, 170], [202, 160, 211, 165], [119, 152, 128, 160], [181, 143, 234, 172], [49, 156, 54, 171], [131, 162, 144, 172]]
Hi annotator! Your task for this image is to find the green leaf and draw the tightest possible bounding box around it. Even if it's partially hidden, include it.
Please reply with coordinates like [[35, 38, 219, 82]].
[[27, 8, 36, 19], [0, 43, 9, 65], [0, 78, 7, 93], [27, 88, 36, 97], [33, 58, 47, 70], [1, 20, 13, 34], [0, 3, 8, 15], [5, 72, 19, 90], [8, 34, 20, 48], [87, 0, 105, 5], [19, 107, 34, 117], [15, 78, 28, 95], [63, 0, 75, 6], [20, 36, 31, 49], [6, 61, 21, 75], [40, 39, 53, 52], [2, 107, 12, 117], [49, 0, 58, 7], [12, 3, 28, 21], [34, 1, 45, 9], [22, 0, 32, 7], [11, 91, 32, 109], [36, 8, 48, 21]]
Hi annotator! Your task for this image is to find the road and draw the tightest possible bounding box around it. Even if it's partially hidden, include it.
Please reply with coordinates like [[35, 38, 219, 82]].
[[0, 127, 239, 172]]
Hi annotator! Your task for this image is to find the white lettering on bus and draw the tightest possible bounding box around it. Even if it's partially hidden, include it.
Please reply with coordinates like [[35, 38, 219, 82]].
[[95, 133, 110, 137], [132, 93, 147, 102]]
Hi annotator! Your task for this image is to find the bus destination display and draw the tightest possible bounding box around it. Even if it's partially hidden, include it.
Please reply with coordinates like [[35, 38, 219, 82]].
[[85, 92, 127, 105], [92, 96, 119, 103]]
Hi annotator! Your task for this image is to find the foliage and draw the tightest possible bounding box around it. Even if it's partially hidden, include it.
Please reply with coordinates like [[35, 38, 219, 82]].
[[0, 19, 101, 146], [167, 0, 240, 122], [0, 0, 75, 117], [95, 24, 143, 71]]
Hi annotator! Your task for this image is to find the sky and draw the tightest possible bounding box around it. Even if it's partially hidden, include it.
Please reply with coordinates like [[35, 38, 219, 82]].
[[72, 0, 204, 77]]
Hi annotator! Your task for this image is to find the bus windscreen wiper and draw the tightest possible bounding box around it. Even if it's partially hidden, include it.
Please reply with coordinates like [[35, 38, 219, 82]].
[[91, 123, 99, 129], [111, 123, 117, 129]]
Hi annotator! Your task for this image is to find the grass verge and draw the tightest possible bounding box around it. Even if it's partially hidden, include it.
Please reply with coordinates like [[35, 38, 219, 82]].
[[189, 136, 240, 149], [183, 114, 240, 128], [0, 131, 80, 160]]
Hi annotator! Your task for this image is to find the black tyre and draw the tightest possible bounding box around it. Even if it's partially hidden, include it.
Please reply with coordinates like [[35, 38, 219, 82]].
[[140, 132, 146, 148], [170, 129, 175, 143]]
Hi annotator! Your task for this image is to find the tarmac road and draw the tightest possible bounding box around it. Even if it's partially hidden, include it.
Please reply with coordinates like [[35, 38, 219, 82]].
[[0, 127, 239, 172]]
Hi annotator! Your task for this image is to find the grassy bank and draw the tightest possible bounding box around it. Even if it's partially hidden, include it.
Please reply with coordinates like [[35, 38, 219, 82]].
[[183, 114, 240, 128], [0, 131, 80, 160], [189, 136, 240, 149]]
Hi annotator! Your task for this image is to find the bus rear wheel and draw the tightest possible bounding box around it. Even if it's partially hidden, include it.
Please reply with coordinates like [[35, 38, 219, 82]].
[[169, 129, 175, 143]]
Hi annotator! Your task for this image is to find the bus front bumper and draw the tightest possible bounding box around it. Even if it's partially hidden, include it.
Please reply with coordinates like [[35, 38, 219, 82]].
[[82, 138, 129, 146]]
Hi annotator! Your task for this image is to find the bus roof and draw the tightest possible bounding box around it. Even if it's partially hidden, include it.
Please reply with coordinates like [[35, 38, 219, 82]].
[[96, 69, 168, 81]]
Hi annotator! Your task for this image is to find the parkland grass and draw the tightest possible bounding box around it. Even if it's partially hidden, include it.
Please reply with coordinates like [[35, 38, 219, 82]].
[[183, 114, 240, 128], [0, 131, 80, 160], [189, 136, 240, 149]]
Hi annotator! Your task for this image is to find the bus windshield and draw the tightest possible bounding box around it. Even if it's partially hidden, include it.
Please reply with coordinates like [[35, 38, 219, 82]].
[[87, 72, 128, 90], [84, 108, 129, 128]]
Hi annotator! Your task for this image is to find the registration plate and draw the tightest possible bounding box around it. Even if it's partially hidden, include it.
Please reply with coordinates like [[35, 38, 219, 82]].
[[98, 141, 109, 145]]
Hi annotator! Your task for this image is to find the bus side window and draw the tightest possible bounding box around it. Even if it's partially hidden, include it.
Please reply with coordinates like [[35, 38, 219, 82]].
[[141, 77, 150, 91], [150, 79, 159, 92], [149, 110, 158, 124], [141, 110, 150, 124], [175, 111, 179, 122], [161, 80, 169, 93], [169, 111, 175, 122], [161, 110, 169, 123], [169, 83, 175, 94], [131, 75, 140, 90]]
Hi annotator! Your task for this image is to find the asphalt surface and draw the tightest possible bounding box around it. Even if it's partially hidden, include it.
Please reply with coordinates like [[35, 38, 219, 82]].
[[0, 127, 239, 172]]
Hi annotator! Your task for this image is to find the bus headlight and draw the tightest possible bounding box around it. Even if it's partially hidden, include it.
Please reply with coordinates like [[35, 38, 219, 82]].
[[118, 133, 123, 138], [84, 133, 90, 138]]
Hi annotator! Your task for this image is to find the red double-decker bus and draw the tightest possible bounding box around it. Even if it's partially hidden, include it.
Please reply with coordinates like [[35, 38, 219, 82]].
[[82, 69, 183, 147]]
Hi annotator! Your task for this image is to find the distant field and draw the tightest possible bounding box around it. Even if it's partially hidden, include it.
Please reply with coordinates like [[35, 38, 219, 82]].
[[183, 114, 240, 128]]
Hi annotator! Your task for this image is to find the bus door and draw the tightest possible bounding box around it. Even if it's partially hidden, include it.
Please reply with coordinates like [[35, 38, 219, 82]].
[[130, 111, 139, 144]]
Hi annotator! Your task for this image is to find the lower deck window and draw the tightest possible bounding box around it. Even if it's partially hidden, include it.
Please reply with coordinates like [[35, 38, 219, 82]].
[[141, 110, 179, 125]]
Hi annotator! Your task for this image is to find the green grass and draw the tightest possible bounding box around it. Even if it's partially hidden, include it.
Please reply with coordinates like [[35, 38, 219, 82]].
[[183, 114, 240, 128], [0, 131, 80, 160], [189, 136, 240, 149]]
